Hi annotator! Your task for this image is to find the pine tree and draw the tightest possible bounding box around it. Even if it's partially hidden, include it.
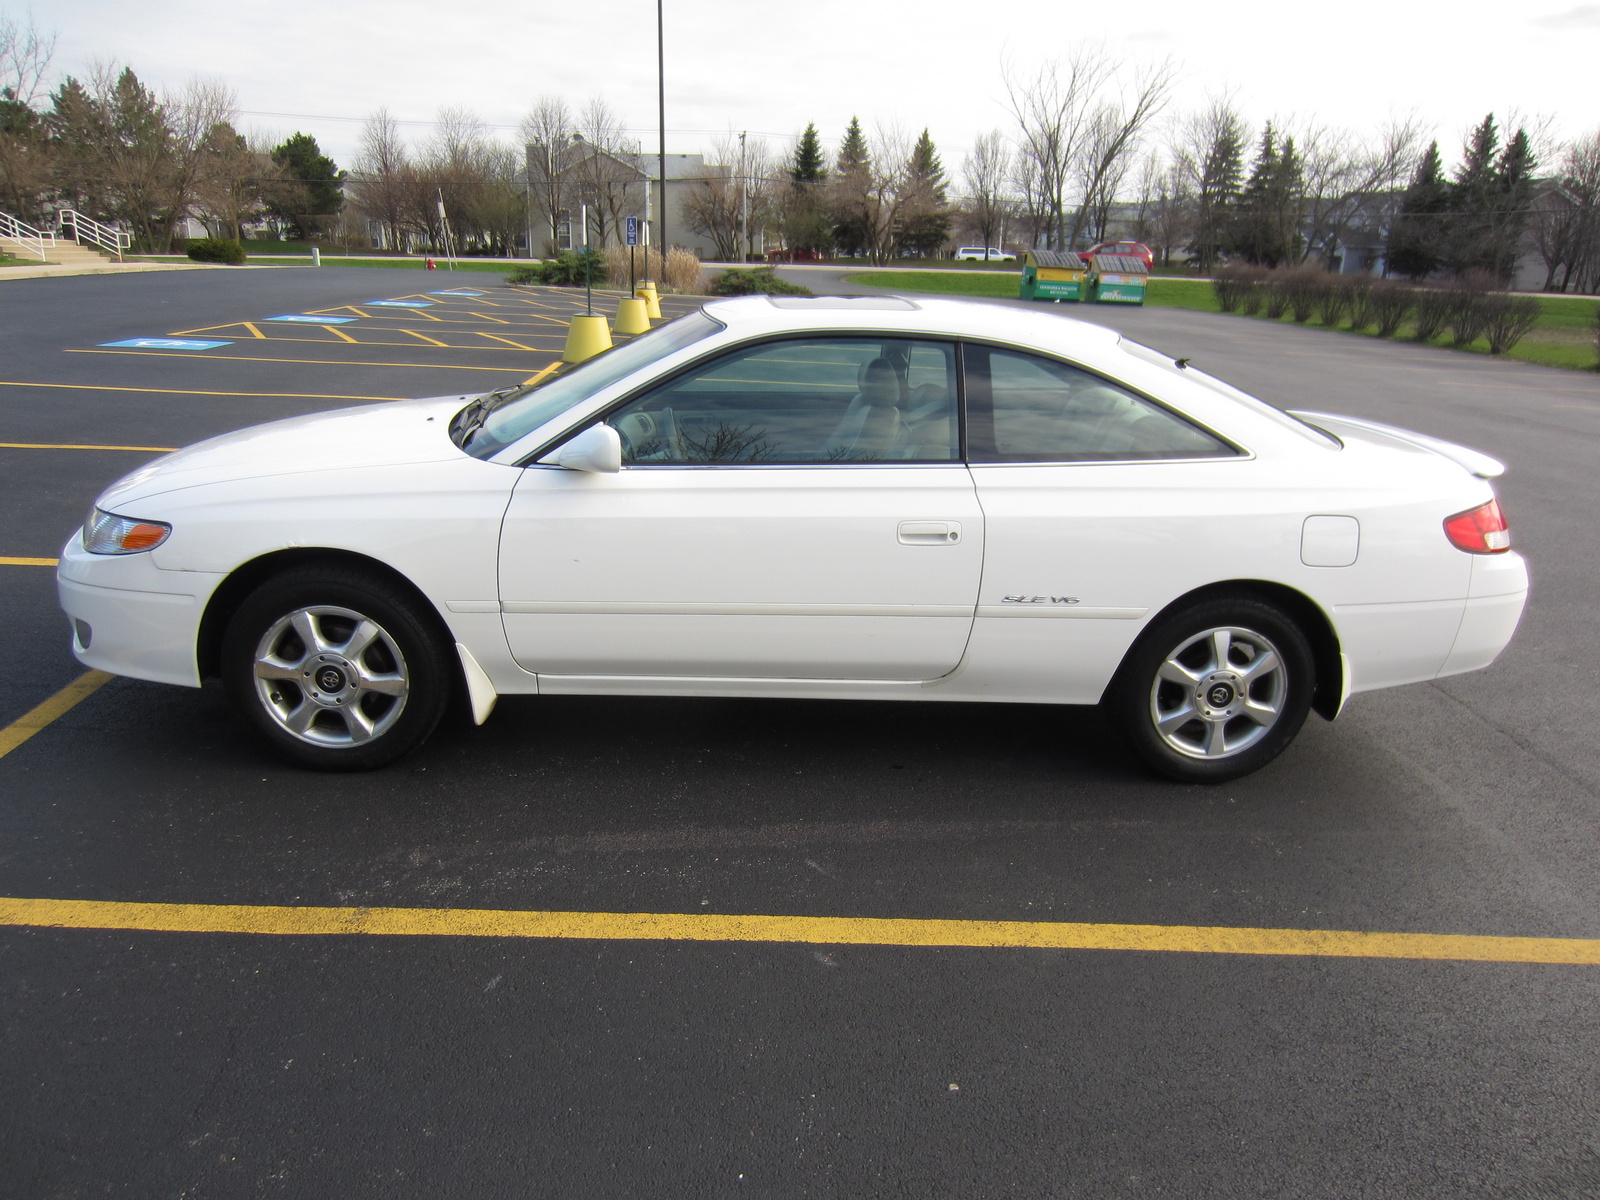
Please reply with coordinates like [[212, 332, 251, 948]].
[[268, 132, 344, 239], [1191, 117, 1244, 271], [1445, 114, 1500, 275], [790, 123, 825, 184], [897, 128, 950, 256], [831, 116, 872, 257], [1233, 123, 1279, 265], [1387, 141, 1448, 279], [1489, 128, 1536, 283]]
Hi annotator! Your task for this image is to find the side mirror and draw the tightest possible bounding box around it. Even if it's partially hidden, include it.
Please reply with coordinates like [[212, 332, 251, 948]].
[[551, 424, 621, 473]]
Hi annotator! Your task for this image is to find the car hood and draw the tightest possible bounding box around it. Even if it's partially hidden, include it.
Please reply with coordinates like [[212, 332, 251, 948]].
[[96, 393, 479, 508]]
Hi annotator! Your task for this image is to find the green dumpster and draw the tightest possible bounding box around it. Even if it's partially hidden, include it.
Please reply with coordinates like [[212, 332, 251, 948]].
[[1019, 249, 1088, 301], [1089, 253, 1148, 305]]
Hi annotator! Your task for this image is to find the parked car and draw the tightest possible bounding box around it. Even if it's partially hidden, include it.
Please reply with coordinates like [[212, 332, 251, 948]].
[[953, 246, 1016, 262], [61, 296, 1526, 781], [1081, 241, 1154, 268]]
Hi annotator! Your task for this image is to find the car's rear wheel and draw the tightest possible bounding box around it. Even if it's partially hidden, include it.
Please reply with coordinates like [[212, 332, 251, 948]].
[[222, 567, 452, 771], [1105, 596, 1314, 783]]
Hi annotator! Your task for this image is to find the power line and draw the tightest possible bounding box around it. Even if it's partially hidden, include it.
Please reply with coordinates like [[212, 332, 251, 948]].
[[238, 109, 794, 139]]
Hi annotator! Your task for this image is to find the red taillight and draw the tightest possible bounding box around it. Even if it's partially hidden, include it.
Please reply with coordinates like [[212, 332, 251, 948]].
[[1443, 498, 1511, 554]]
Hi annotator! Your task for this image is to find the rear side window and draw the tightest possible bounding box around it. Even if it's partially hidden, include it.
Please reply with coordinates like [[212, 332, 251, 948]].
[[964, 345, 1236, 463]]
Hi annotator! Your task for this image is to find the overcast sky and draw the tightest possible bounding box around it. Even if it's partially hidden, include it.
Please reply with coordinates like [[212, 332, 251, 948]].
[[27, 0, 1600, 172]]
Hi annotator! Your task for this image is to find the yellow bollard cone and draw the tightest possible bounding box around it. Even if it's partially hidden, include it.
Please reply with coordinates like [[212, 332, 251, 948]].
[[614, 296, 651, 336], [636, 281, 663, 320], [563, 314, 613, 363]]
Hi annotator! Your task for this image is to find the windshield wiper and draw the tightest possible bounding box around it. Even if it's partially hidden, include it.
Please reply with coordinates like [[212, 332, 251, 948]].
[[454, 383, 530, 449]]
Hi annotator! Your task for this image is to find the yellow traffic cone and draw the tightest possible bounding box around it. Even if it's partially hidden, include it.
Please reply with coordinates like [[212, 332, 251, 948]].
[[563, 314, 613, 363], [614, 296, 651, 335], [636, 281, 662, 320]]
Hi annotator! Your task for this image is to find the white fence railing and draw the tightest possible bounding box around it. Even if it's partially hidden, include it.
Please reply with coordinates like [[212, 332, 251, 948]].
[[58, 210, 130, 261], [0, 211, 55, 261]]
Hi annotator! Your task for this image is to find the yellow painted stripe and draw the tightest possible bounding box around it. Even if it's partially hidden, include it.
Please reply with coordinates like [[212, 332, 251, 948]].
[[66, 350, 536, 374], [0, 556, 58, 566], [0, 897, 1596, 965], [523, 361, 563, 385], [402, 328, 450, 347], [477, 332, 538, 350], [0, 442, 177, 451], [0, 671, 113, 759], [0, 380, 408, 401], [321, 324, 357, 343], [242, 322, 266, 340]]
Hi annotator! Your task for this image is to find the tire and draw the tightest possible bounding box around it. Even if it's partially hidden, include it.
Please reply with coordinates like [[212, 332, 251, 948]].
[[221, 566, 453, 771], [1104, 595, 1314, 783]]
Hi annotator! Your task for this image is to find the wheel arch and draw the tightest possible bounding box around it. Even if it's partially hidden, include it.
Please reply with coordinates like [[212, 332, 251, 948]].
[[197, 548, 459, 685], [1117, 579, 1345, 722]]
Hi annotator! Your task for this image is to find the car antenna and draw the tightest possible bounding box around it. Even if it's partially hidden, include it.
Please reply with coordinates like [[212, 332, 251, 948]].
[[1174, 357, 1191, 369]]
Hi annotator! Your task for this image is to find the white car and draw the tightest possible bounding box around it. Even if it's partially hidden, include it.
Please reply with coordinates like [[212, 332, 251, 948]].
[[954, 247, 1016, 262], [58, 296, 1528, 781]]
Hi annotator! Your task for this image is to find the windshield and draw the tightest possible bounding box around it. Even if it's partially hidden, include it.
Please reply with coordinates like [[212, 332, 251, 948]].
[[1117, 339, 1340, 448], [462, 310, 723, 458]]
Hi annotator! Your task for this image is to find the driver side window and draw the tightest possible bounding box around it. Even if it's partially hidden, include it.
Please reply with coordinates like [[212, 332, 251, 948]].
[[605, 337, 959, 465]]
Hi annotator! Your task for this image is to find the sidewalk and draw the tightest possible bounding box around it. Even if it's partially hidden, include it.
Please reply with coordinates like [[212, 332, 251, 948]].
[[0, 259, 224, 282]]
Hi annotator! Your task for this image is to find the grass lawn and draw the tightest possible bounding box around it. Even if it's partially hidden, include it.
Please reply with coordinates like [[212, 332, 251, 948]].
[[846, 271, 1600, 373], [131, 255, 522, 275]]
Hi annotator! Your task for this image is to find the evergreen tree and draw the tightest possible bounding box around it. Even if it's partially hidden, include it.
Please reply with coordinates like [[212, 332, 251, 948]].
[[1386, 141, 1448, 278], [831, 116, 872, 257], [790, 122, 825, 184], [1489, 128, 1536, 283], [1233, 123, 1279, 264], [1445, 113, 1500, 275], [268, 132, 344, 239], [1190, 117, 1244, 271], [897, 128, 950, 256]]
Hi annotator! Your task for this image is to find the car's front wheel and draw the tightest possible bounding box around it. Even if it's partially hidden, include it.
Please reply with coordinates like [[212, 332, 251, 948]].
[[222, 567, 452, 770], [1104, 596, 1314, 783]]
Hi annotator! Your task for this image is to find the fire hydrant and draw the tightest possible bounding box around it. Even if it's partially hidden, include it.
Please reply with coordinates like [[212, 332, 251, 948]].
[[426, 258, 436, 270]]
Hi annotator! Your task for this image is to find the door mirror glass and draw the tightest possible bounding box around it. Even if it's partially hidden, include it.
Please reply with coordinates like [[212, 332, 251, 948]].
[[549, 423, 622, 473]]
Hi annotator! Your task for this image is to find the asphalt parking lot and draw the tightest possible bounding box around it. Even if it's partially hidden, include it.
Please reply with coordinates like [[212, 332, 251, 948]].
[[3, 265, 1599, 1198]]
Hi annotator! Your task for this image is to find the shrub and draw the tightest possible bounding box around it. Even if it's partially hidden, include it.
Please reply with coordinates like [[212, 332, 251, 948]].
[[1317, 275, 1353, 327], [1263, 269, 1293, 319], [662, 246, 705, 293], [1346, 277, 1374, 332], [1211, 263, 1259, 313], [707, 268, 814, 296], [1594, 304, 1600, 371], [505, 248, 607, 288], [603, 244, 664, 291], [1282, 264, 1327, 323], [187, 238, 247, 265], [1446, 270, 1494, 346], [1480, 294, 1541, 355], [1411, 286, 1453, 341], [1368, 279, 1412, 338]]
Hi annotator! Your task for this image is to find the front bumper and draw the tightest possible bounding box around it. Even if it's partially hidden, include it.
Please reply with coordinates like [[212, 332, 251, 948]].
[[56, 531, 224, 687]]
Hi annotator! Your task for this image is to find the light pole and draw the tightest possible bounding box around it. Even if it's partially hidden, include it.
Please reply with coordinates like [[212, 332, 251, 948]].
[[738, 129, 747, 264], [657, 0, 666, 275]]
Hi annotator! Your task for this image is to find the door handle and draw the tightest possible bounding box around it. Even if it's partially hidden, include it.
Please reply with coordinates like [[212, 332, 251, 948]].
[[898, 521, 962, 545]]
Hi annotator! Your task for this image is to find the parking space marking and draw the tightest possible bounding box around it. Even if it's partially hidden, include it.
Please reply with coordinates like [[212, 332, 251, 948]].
[[402, 329, 450, 347], [0, 556, 57, 566], [65, 351, 537, 374], [0, 442, 177, 451], [478, 332, 539, 350], [0, 672, 112, 760], [0, 380, 411, 400], [99, 338, 232, 350], [523, 361, 563, 385], [2, 897, 1597, 965]]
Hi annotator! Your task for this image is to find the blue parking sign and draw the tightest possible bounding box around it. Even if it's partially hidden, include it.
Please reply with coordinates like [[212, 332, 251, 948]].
[[625, 216, 639, 247]]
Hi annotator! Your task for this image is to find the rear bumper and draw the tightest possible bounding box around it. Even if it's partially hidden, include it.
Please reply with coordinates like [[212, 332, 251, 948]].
[[56, 533, 221, 687], [1438, 551, 1529, 678]]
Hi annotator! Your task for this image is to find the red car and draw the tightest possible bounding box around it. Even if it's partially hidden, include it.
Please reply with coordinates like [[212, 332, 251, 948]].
[[1081, 241, 1154, 268]]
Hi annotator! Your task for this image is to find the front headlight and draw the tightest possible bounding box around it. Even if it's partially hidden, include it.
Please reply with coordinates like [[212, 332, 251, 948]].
[[83, 507, 172, 555]]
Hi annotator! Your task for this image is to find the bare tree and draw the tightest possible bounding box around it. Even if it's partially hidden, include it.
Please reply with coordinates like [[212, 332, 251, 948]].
[[960, 129, 1011, 254], [350, 107, 410, 250], [159, 77, 239, 247], [1003, 48, 1107, 249], [1533, 130, 1600, 293], [1070, 58, 1176, 245], [1292, 115, 1425, 267], [682, 132, 774, 260], [567, 96, 643, 247], [520, 95, 574, 254], [0, 12, 55, 220], [0, 11, 55, 105], [1132, 151, 1192, 267]]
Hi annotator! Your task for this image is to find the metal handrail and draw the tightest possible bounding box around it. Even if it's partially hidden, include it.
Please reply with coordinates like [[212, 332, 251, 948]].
[[0, 211, 55, 261], [58, 210, 131, 262]]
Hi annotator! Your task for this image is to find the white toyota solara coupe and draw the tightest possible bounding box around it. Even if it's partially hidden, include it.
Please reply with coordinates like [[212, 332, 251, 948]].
[[58, 296, 1528, 781]]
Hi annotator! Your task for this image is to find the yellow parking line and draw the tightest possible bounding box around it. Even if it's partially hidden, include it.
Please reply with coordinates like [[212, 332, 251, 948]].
[[402, 329, 450, 347], [1, 896, 1596, 965], [0, 556, 58, 566], [0, 442, 177, 451], [0, 380, 409, 400], [478, 332, 539, 350], [322, 324, 358, 343], [0, 672, 113, 760], [242, 322, 266, 340], [65, 351, 536, 374], [523, 361, 563, 385]]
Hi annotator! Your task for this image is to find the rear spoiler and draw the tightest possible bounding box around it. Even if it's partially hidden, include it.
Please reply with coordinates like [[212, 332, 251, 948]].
[[1289, 411, 1506, 479]]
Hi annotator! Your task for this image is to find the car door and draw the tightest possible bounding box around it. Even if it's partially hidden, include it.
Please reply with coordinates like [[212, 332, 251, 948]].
[[498, 335, 983, 681], [961, 342, 1252, 701]]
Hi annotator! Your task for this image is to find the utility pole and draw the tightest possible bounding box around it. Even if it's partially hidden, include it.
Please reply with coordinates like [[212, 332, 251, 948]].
[[657, 0, 667, 271], [738, 130, 748, 264]]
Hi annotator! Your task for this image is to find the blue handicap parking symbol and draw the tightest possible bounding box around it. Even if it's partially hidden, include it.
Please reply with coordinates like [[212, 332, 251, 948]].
[[365, 300, 433, 308], [428, 289, 484, 296], [100, 338, 232, 350], [265, 315, 356, 324]]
